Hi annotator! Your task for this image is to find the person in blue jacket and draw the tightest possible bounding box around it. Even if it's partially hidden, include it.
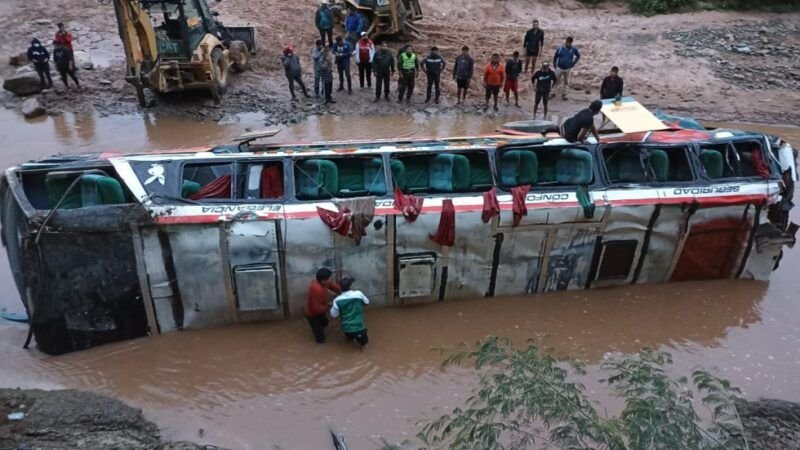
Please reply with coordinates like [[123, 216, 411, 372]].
[[27, 38, 52, 89], [315, 0, 334, 47], [344, 7, 363, 47], [332, 36, 353, 93], [552, 36, 580, 100]]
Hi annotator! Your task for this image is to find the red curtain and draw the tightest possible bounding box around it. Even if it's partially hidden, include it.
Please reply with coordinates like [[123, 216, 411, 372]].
[[430, 199, 456, 247], [751, 148, 771, 178], [260, 165, 284, 199], [317, 197, 375, 245], [317, 206, 352, 236], [189, 175, 232, 200], [394, 187, 424, 222], [511, 185, 531, 226], [482, 190, 500, 223]]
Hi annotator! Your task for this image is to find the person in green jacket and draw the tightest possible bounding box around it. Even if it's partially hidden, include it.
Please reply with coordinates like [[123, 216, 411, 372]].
[[330, 276, 370, 349]]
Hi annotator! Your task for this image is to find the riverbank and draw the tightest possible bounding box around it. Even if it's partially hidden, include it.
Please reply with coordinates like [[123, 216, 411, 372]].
[[0, 388, 229, 450], [1, 0, 798, 126], [2, 388, 800, 450]]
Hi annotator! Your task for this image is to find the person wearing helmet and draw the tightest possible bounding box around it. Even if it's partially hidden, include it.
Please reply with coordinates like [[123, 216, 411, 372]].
[[560, 100, 603, 143]]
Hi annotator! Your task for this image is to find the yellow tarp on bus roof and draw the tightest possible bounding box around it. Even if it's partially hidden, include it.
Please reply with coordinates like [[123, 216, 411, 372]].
[[601, 97, 668, 133]]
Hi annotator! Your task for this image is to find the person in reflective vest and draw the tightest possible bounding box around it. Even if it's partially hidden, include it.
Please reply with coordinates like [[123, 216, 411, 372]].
[[397, 46, 418, 103]]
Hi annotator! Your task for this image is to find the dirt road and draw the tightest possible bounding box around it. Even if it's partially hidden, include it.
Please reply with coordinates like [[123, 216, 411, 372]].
[[0, 0, 798, 125]]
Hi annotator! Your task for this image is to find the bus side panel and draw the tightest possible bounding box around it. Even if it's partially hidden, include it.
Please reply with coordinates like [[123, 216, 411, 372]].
[[283, 218, 337, 317]]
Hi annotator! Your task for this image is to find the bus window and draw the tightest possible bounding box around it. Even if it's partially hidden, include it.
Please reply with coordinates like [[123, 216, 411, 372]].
[[182, 163, 232, 200], [391, 151, 493, 194], [240, 162, 285, 200], [295, 156, 388, 200], [498, 147, 593, 189], [603, 145, 693, 184]]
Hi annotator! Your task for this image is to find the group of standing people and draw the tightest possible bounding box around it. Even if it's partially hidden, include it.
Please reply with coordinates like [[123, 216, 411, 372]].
[[26, 22, 81, 90], [303, 6, 627, 121]]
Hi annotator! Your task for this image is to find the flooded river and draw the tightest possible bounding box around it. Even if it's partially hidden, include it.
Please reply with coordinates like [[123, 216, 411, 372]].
[[1, 109, 799, 449]]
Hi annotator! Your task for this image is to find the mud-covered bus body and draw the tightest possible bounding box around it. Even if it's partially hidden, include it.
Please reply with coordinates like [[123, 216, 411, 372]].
[[1, 129, 796, 354]]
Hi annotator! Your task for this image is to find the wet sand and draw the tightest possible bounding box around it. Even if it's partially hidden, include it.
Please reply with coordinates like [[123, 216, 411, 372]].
[[0, 113, 799, 448]]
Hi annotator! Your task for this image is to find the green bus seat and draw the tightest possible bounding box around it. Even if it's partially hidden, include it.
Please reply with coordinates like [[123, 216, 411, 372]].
[[649, 149, 669, 182], [617, 150, 646, 183], [45, 172, 83, 209], [556, 149, 593, 185], [500, 150, 538, 187], [390, 159, 407, 191], [700, 149, 723, 179], [182, 180, 202, 198], [297, 159, 339, 199], [428, 153, 471, 192], [80, 174, 125, 206], [363, 157, 387, 195]]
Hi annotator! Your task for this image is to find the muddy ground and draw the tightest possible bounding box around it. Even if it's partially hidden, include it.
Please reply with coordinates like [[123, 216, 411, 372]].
[[0, 388, 228, 450], [0, 0, 799, 126]]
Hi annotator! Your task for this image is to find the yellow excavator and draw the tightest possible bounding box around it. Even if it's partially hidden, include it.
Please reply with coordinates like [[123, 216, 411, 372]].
[[109, 0, 256, 106], [332, 0, 423, 41]]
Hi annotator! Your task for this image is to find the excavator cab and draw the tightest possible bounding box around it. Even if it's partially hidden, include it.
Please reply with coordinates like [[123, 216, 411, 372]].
[[335, 0, 422, 41]]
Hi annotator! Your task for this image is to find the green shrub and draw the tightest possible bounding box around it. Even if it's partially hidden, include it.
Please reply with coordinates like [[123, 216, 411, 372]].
[[628, 0, 695, 15], [412, 337, 749, 450]]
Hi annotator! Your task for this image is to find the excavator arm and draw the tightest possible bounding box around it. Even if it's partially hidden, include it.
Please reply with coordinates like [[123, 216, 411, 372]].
[[111, 0, 159, 105]]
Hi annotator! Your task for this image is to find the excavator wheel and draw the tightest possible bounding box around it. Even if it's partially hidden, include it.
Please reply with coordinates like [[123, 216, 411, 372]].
[[210, 47, 229, 103], [230, 40, 250, 73]]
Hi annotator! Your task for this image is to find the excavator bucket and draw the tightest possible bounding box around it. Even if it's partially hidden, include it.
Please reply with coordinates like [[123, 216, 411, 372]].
[[340, 0, 422, 41], [224, 26, 258, 54]]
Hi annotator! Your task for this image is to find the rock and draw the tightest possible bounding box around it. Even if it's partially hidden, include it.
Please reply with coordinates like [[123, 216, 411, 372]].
[[21, 98, 45, 118], [761, 36, 769, 45], [217, 113, 240, 125], [111, 79, 126, 92], [8, 52, 28, 67], [424, 107, 438, 114], [735, 45, 752, 54], [73, 50, 94, 70], [98, 79, 112, 86], [2, 71, 43, 96], [33, 18, 52, 26]]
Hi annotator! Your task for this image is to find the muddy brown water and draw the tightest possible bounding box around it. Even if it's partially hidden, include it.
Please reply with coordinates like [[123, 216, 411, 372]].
[[1, 109, 799, 449]]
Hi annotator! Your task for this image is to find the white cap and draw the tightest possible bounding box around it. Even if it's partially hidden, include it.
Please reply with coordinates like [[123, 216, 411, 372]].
[[361, 31, 367, 36]]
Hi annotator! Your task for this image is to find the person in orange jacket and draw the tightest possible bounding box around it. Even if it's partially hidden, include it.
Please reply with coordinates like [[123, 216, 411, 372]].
[[483, 53, 505, 112], [304, 267, 341, 343]]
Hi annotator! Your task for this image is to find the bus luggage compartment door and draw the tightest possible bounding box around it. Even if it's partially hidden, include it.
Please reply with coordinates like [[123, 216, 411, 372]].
[[226, 220, 284, 320]]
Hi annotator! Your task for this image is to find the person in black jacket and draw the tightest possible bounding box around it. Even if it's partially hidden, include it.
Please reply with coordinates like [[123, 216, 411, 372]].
[[600, 66, 624, 100], [27, 38, 52, 89], [522, 20, 544, 74], [53, 41, 80, 89], [372, 42, 394, 101], [421, 46, 446, 104], [504, 51, 523, 107]]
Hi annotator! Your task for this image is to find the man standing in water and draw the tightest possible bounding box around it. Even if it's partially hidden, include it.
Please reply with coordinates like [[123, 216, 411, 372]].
[[421, 46, 446, 104], [560, 100, 602, 143], [504, 51, 523, 107], [552, 36, 581, 100], [304, 268, 341, 344], [532, 62, 557, 119], [522, 19, 544, 74], [453, 46, 474, 105], [397, 45, 418, 103], [330, 276, 370, 350], [483, 53, 505, 112]]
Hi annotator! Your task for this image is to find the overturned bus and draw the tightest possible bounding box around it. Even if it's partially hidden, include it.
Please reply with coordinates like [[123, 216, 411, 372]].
[[1, 124, 797, 354]]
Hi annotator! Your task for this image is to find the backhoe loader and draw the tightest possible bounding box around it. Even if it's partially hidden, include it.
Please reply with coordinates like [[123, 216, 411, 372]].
[[109, 0, 256, 106], [331, 0, 423, 41]]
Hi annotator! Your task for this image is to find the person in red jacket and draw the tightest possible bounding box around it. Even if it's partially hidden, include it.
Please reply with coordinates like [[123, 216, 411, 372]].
[[54, 22, 74, 52], [304, 268, 341, 343], [483, 53, 505, 112]]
